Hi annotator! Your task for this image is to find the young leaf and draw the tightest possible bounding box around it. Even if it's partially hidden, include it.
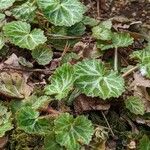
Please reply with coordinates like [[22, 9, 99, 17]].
[[96, 32, 134, 50], [61, 52, 79, 64], [12, 2, 37, 22], [125, 96, 145, 115], [3, 21, 47, 50], [138, 135, 150, 150], [0, 102, 13, 137], [44, 132, 64, 150], [82, 16, 99, 27], [31, 44, 53, 65], [75, 59, 125, 100], [130, 46, 150, 78], [0, 0, 15, 10], [16, 106, 52, 134], [19, 57, 33, 68], [112, 32, 134, 48], [31, 96, 52, 110], [45, 63, 75, 100], [92, 22, 112, 41], [37, 0, 86, 26], [54, 113, 94, 150]]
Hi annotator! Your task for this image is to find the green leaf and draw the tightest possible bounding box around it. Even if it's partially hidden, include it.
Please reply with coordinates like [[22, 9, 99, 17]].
[[75, 59, 125, 100], [0, 72, 32, 99], [37, 0, 86, 26], [92, 20, 112, 40], [31, 44, 53, 65], [125, 96, 145, 115], [12, 1, 37, 22], [61, 52, 79, 64], [44, 132, 64, 150], [0, 102, 13, 137], [96, 32, 134, 50], [0, 34, 4, 49], [31, 96, 52, 110], [0, 0, 15, 10], [138, 135, 150, 150], [18, 57, 33, 68], [82, 16, 99, 27], [130, 46, 150, 78], [45, 63, 75, 100], [0, 13, 6, 28], [16, 106, 52, 134], [54, 113, 94, 150], [112, 32, 134, 48], [49, 23, 85, 51], [3, 21, 47, 50], [67, 22, 86, 36]]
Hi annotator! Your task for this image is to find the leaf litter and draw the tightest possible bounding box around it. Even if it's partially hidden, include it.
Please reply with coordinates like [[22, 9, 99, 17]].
[[0, 0, 150, 149]]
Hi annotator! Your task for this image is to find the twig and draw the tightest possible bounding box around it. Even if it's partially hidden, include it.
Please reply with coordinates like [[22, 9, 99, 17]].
[[42, 107, 61, 115], [47, 33, 81, 39], [114, 47, 118, 71], [1, 66, 52, 74], [122, 66, 139, 78], [101, 111, 115, 137], [97, 0, 100, 18], [61, 41, 70, 58]]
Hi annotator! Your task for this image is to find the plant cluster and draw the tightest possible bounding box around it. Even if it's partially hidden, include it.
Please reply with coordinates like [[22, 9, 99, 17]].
[[0, 0, 150, 149]]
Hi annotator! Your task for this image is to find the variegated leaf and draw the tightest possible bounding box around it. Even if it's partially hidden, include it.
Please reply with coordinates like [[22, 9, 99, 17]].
[[75, 59, 125, 100], [54, 113, 94, 150], [12, 2, 37, 21], [3, 21, 47, 50], [37, 0, 86, 26], [0, 0, 15, 10], [45, 63, 75, 100]]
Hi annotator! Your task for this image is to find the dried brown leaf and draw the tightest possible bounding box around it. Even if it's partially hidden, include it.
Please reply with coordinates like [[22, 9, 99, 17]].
[[74, 94, 110, 114]]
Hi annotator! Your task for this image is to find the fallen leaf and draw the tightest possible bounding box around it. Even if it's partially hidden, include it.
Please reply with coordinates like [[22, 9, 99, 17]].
[[4, 53, 20, 67], [131, 73, 150, 112], [74, 94, 110, 114], [0, 136, 8, 149], [0, 71, 33, 99]]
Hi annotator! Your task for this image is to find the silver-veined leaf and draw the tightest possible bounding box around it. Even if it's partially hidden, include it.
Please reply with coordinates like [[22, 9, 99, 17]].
[[31, 44, 53, 65], [0, 0, 15, 10], [12, 2, 37, 21], [125, 96, 145, 115], [96, 32, 134, 50], [16, 106, 52, 134], [130, 46, 150, 78], [44, 132, 64, 150], [92, 20, 112, 41], [45, 63, 75, 100], [112, 32, 134, 48], [82, 16, 99, 27], [37, 0, 86, 26], [3, 21, 47, 50], [75, 59, 125, 100], [0, 102, 13, 137], [54, 113, 94, 150]]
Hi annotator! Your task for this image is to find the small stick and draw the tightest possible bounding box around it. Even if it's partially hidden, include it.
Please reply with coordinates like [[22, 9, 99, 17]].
[[101, 111, 115, 137], [47, 33, 81, 39], [97, 0, 100, 18], [122, 66, 139, 78], [114, 47, 118, 71], [1, 66, 52, 74]]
